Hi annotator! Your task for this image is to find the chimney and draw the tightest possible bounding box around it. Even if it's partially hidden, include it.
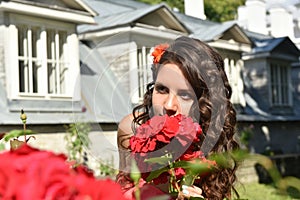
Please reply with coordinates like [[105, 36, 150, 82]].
[[184, 0, 206, 20], [239, 0, 268, 34], [269, 5, 294, 38], [237, 6, 248, 29]]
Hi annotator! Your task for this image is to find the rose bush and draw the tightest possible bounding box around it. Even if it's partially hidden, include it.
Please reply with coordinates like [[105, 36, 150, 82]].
[[128, 114, 217, 199], [0, 144, 125, 200]]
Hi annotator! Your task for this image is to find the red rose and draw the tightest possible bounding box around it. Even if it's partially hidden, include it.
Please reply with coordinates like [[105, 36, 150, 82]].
[[180, 150, 203, 161], [175, 115, 201, 146], [0, 144, 126, 200], [129, 114, 204, 185]]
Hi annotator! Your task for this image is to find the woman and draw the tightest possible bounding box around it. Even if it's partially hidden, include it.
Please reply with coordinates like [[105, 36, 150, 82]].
[[117, 36, 239, 199]]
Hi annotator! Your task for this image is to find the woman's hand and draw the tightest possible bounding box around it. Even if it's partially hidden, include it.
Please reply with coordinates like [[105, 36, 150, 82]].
[[180, 185, 204, 199]]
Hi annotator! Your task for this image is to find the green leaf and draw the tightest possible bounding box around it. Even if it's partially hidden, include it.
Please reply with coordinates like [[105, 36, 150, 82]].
[[2, 130, 36, 142], [130, 159, 141, 184], [144, 156, 173, 165], [146, 166, 169, 182], [147, 195, 172, 200], [172, 160, 213, 175], [0, 142, 5, 151]]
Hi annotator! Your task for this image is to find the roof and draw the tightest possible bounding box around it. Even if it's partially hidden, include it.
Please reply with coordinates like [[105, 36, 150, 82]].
[[0, 0, 97, 24], [174, 12, 252, 45], [243, 36, 300, 60], [81, 0, 148, 17], [78, 2, 190, 34]]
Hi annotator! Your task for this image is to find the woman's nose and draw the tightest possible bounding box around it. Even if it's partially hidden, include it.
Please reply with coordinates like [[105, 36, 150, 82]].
[[163, 93, 178, 116]]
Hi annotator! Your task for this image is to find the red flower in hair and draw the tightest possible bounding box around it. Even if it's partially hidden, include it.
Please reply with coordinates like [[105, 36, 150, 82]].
[[151, 43, 169, 64]]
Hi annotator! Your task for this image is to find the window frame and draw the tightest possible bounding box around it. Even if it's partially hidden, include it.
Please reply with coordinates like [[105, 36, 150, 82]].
[[268, 61, 292, 107], [137, 46, 153, 102], [6, 13, 79, 101]]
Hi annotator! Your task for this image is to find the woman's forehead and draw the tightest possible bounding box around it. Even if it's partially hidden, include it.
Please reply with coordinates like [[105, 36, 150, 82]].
[[156, 63, 193, 91]]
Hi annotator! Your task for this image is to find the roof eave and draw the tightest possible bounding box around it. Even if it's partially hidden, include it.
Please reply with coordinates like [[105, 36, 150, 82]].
[[0, 1, 96, 24]]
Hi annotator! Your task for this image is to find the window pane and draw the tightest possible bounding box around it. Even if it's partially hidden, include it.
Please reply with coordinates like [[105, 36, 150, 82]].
[[59, 31, 67, 94], [19, 60, 26, 92], [270, 63, 290, 106], [48, 62, 56, 94], [33, 62, 38, 93], [18, 26, 26, 57], [31, 27, 39, 58], [47, 29, 55, 60]]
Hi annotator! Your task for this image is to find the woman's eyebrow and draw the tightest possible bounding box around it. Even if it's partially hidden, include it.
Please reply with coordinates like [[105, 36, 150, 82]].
[[154, 82, 164, 86], [177, 89, 195, 95]]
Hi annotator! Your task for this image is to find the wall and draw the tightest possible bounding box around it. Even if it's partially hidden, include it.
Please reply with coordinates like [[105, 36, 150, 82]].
[[243, 58, 270, 112], [1, 124, 119, 175], [237, 121, 300, 154]]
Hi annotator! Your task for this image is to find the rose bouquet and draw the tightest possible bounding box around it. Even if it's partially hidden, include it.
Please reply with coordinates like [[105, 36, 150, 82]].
[[0, 144, 126, 200], [129, 114, 216, 199]]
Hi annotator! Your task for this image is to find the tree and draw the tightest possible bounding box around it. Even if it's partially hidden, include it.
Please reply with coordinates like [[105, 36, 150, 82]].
[[136, 0, 245, 22], [204, 0, 245, 22], [137, 0, 184, 13]]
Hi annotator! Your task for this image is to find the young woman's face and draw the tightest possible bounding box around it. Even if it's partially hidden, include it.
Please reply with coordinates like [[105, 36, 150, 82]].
[[152, 63, 197, 117]]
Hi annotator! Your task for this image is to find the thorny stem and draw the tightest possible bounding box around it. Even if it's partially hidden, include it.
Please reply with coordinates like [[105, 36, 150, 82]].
[[168, 161, 184, 199]]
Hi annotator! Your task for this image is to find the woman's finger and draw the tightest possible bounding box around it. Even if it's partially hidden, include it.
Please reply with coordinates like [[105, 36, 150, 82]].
[[181, 185, 204, 198]]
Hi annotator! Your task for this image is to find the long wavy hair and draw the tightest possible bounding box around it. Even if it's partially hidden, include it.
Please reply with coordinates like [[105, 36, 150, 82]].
[[132, 36, 240, 199]]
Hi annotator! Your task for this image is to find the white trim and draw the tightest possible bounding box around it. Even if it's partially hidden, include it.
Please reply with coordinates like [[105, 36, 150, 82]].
[[74, 0, 98, 17], [4, 14, 80, 101], [208, 39, 252, 52], [79, 25, 187, 41], [0, 1, 95, 24], [4, 24, 19, 99], [129, 42, 139, 104], [242, 52, 271, 60]]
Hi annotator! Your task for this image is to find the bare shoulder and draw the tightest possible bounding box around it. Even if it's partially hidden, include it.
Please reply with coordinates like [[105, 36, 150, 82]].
[[117, 114, 134, 149], [118, 114, 134, 136]]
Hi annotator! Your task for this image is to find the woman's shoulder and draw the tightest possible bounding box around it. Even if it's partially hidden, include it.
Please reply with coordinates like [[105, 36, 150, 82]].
[[117, 114, 135, 149], [118, 114, 134, 134]]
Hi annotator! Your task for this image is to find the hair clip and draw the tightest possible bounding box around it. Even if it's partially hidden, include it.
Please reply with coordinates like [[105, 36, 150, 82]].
[[151, 43, 169, 64]]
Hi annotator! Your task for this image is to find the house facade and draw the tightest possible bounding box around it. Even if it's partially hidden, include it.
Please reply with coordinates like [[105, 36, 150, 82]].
[[78, 0, 300, 156], [0, 0, 96, 125]]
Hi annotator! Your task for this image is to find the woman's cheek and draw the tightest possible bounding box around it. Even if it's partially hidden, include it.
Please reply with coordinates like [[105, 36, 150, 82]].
[[151, 93, 164, 116]]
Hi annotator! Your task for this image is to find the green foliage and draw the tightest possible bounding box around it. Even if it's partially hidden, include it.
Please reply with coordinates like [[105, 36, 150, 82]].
[[236, 182, 299, 200], [204, 0, 245, 22], [137, 0, 184, 12], [239, 125, 254, 149], [251, 153, 300, 198], [98, 158, 118, 177], [136, 0, 245, 22], [131, 150, 300, 199], [64, 122, 91, 164], [2, 130, 36, 142], [0, 129, 37, 151]]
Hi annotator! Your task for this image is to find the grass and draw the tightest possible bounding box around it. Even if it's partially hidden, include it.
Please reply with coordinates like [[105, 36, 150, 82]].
[[235, 181, 300, 200]]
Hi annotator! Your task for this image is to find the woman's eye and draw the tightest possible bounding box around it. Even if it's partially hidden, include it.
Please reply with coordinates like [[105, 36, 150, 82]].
[[154, 85, 168, 94], [179, 92, 193, 100]]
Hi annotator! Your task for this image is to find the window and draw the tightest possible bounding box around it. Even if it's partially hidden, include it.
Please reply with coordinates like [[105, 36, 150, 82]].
[[18, 25, 68, 96], [137, 46, 153, 101], [270, 63, 291, 106], [224, 57, 246, 107]]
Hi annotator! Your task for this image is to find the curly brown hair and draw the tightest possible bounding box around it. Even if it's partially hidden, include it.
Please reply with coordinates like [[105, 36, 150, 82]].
[[132, 36, 240, 199]]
